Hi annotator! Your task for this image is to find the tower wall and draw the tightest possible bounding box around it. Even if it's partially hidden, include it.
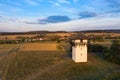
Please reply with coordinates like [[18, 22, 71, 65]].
[[72, 39, 87, 62], [72, 46, 76, 61]]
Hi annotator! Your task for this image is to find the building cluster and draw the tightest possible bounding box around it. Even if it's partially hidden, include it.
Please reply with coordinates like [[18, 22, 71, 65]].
[[0, 34, 70, 44]]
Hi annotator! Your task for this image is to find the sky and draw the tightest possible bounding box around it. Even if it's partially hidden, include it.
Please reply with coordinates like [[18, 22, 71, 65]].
[[0, 0, 120, 32]]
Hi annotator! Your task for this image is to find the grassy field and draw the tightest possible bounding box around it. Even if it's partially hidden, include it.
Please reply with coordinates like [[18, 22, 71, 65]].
[[0, 42, 120, 80]]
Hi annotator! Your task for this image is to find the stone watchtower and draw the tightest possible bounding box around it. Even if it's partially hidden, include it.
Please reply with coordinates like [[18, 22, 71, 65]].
[[70, 34, 88, 63]]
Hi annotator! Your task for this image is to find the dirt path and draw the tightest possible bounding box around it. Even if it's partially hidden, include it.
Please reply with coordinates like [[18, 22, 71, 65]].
[[1, 44, 22, 80]]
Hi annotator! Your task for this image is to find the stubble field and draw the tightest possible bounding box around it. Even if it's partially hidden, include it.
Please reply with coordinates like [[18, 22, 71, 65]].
[[20, 43, 60, 51], [0, 42, 120, 80]]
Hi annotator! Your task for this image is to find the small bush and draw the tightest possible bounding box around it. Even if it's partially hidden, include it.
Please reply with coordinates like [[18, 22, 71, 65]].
[[57, 45, 63, 50]]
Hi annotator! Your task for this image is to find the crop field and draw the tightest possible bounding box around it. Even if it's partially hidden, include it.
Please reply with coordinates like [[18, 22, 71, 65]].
[[85, 32, 120, 37], [0, 34, 38, 40], [0, 42, 120, 80], [4, 51, 120, 80], [0, 44, 17, 56], [5, 50, 66, 80], [20, 43, 63, 51], [0, 44, 19, 80]]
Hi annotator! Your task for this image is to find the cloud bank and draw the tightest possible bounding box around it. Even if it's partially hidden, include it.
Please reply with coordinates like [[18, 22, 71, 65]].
[[0, 16, 120, 32], [39, 15, 71, 24]]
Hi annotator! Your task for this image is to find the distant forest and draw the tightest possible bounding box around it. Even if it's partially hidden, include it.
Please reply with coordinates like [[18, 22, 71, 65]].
[[0, 29, 120, 35]]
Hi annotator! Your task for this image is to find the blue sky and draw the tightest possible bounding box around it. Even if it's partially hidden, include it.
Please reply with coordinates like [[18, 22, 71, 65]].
[[0, 0, 120, 32]]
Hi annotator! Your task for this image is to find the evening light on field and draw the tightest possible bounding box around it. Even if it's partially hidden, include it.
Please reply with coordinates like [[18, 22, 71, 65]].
[[0, 0, 120, 80]]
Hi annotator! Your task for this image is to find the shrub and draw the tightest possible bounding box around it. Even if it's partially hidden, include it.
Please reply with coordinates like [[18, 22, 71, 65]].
[[57, 45, 63, 50], [57, 40, 61, 43], [88, 44, 109, 53], [105, 40, 120, 64]]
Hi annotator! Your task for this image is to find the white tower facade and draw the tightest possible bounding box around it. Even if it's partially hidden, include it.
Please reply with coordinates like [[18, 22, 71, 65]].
[[71, 34, 88, 63]]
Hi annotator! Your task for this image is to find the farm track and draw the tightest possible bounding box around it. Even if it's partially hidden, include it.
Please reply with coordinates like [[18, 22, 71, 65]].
[[0, 48, 17, 67], [0, 44, 22, 80]]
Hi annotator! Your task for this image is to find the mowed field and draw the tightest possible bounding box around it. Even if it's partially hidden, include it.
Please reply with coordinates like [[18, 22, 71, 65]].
[[0, 42, 120, 80]]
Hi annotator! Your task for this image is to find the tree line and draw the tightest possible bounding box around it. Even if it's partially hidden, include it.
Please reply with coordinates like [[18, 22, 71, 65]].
[[88, 40, 120, 64]]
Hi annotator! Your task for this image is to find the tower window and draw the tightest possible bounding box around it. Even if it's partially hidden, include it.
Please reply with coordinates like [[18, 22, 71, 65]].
[[81, 39, 83, 42]]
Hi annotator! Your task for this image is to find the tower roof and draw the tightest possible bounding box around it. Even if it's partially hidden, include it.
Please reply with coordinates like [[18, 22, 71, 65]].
[[70, 33, 88, 40]]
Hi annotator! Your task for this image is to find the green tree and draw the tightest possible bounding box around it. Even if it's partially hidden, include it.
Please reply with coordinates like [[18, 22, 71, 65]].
[[105, 40, 120, 64], [50, 35, 60, 41], [88, 44, 108, 53], [110, 40, 120, 55], [36, 34, 45, 38]]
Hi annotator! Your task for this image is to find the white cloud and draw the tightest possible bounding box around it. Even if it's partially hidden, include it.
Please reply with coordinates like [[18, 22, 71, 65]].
[[48, 1, 61, 7], [54, 3, 61, 6], [25, 0, 39, 5], [61, 8, 78, 13], [73, 0, 78, 3], [57, 0, 70, 5], [0, 16, 120, 32], [43, 17, 120, 31], [48, 0, 70, 7]]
